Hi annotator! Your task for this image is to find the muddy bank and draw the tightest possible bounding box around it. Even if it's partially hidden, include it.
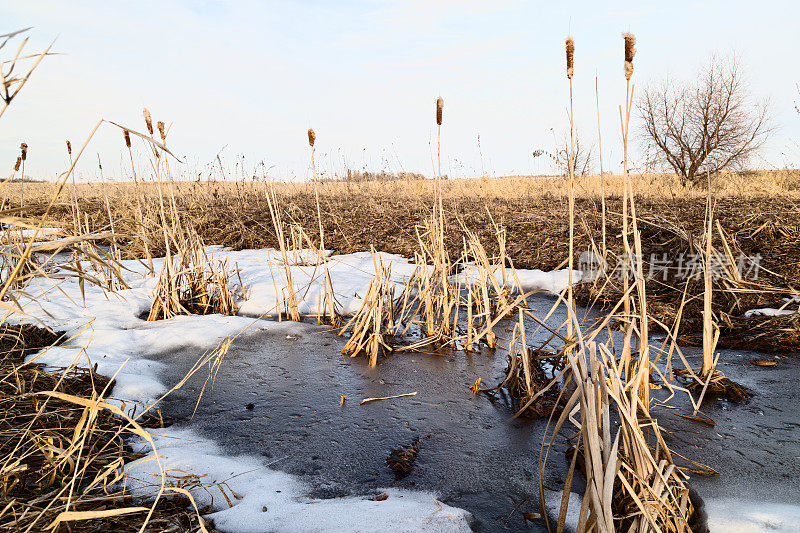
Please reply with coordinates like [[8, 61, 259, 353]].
[[147, 295, 800, 531]]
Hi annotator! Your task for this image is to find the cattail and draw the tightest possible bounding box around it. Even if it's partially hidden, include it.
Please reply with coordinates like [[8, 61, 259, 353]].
[[566, 37, 575, 79], [20, 143, 27, 161], [157, 120, 166, 141], [436, 96, 443, 126], [307, 128, 315, 147], [123, 129, 131, 148], [14, 157, 21, 172], [143, 108, 153, 135], [66, 140, 72, 156], [623, 32, 636, 80]]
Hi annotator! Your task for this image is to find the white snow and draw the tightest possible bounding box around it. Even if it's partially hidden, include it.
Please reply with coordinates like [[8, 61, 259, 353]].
[[545, 492, 800, 533], [453, 264, 581, 296], [744, 307, 797, 318], [12, 245, 800, 531], [126, 427, 471, 533], [11, 247, 495, 532], [705, 499, 800, 533], [543, 489, 581, 531], [1, 226, 61, 240], [233, 250, 419, 317]]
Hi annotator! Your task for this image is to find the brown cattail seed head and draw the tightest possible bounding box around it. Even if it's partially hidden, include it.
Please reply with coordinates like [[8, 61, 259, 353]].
[[623, 33, 636, 80], [436, 96, 443, 126], [307, 128, 315, 147], [14, 157, 21, 172], [20, 143, 27, 161], [157, 121, 166, 142], [66, 140, 72, 156], [565, 37, 575, 79], [143, 108, 153, 135], [123, 129, 132, 148]]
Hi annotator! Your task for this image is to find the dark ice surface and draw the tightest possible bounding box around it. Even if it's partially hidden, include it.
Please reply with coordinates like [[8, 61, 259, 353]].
[[148, 294, 800, 531]]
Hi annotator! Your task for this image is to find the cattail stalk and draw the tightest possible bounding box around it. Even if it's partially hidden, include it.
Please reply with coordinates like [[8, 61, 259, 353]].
[[435, 96, 445, 268], [307, 128, 323, 248], [123, 127, 153, 273], [700, 137, 716, 381], [565, 37, 576, 351], [308, 127, 336, 325], [66, 140, 80, 233], [619, 32, 650, 408], [19, 143, 27, 205]]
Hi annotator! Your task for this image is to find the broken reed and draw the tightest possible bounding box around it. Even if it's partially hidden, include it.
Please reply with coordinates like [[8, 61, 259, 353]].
[[533, 31, 703, 531], [264, 184, 301, 321], [340, 251, 397, 366], [343, 216, 525, 362], [541, 334, 698, 532], [148, 228, 237, 320]]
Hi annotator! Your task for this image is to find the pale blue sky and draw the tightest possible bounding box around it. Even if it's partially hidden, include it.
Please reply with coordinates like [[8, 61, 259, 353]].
[[1, 0, 799, 181]]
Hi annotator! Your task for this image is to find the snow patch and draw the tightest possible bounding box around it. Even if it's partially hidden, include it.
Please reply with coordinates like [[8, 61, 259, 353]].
[[453, 264, 581, 296], [744, 307, 797, 318], [13, 247, 483, 531], [127, 427, 472, 533], [705, 499, 800, 533]]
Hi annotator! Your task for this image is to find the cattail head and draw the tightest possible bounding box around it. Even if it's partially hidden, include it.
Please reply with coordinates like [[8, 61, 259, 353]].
[[66, 140, 72, 156], [157, 120, 166, 142], [436, 96, 443, 126], [307, 128, 315, 147], [20, 143, 27, 161], [623, 32, 636, 80], [123, 129, 132, 148], [14, 157, 21, 172], [143, 108, 153, 135], [565, 37, 575, 79]]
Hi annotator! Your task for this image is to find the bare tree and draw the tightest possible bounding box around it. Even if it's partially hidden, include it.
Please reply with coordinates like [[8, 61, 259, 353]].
[[638, 54, 772, 185], [539, 130, 594, 176]]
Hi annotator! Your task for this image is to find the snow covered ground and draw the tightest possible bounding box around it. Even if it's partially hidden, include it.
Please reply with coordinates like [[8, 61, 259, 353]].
[[12, 246, 798, 532], [13, 247, 578, 532]]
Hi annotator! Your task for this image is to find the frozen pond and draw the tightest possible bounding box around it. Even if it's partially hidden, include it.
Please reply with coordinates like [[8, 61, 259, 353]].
[[150, 294, 800, 532]]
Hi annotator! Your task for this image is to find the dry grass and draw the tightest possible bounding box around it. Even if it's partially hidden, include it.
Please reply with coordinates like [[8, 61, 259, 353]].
[[339, 251, 398, 366], [1, 21, 797, 533], [9, 168, 800, 204]]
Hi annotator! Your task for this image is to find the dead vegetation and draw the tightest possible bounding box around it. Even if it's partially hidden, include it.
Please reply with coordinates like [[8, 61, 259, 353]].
[[0, 20, 796, 533], [0, 324, 211, 533]]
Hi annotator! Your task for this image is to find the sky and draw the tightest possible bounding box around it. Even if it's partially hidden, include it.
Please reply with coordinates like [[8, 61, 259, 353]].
[[1, 0, 799, 182]]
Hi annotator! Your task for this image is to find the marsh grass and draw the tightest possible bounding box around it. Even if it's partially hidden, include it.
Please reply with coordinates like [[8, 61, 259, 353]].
[[339, 250, 398, 366], [148, 228, 237, 320], [0, 22, 795, 533]]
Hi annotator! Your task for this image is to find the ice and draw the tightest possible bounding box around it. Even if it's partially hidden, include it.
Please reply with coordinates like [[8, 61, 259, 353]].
[[127, 427, 473, 533], [11, 247, 481, 531]]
